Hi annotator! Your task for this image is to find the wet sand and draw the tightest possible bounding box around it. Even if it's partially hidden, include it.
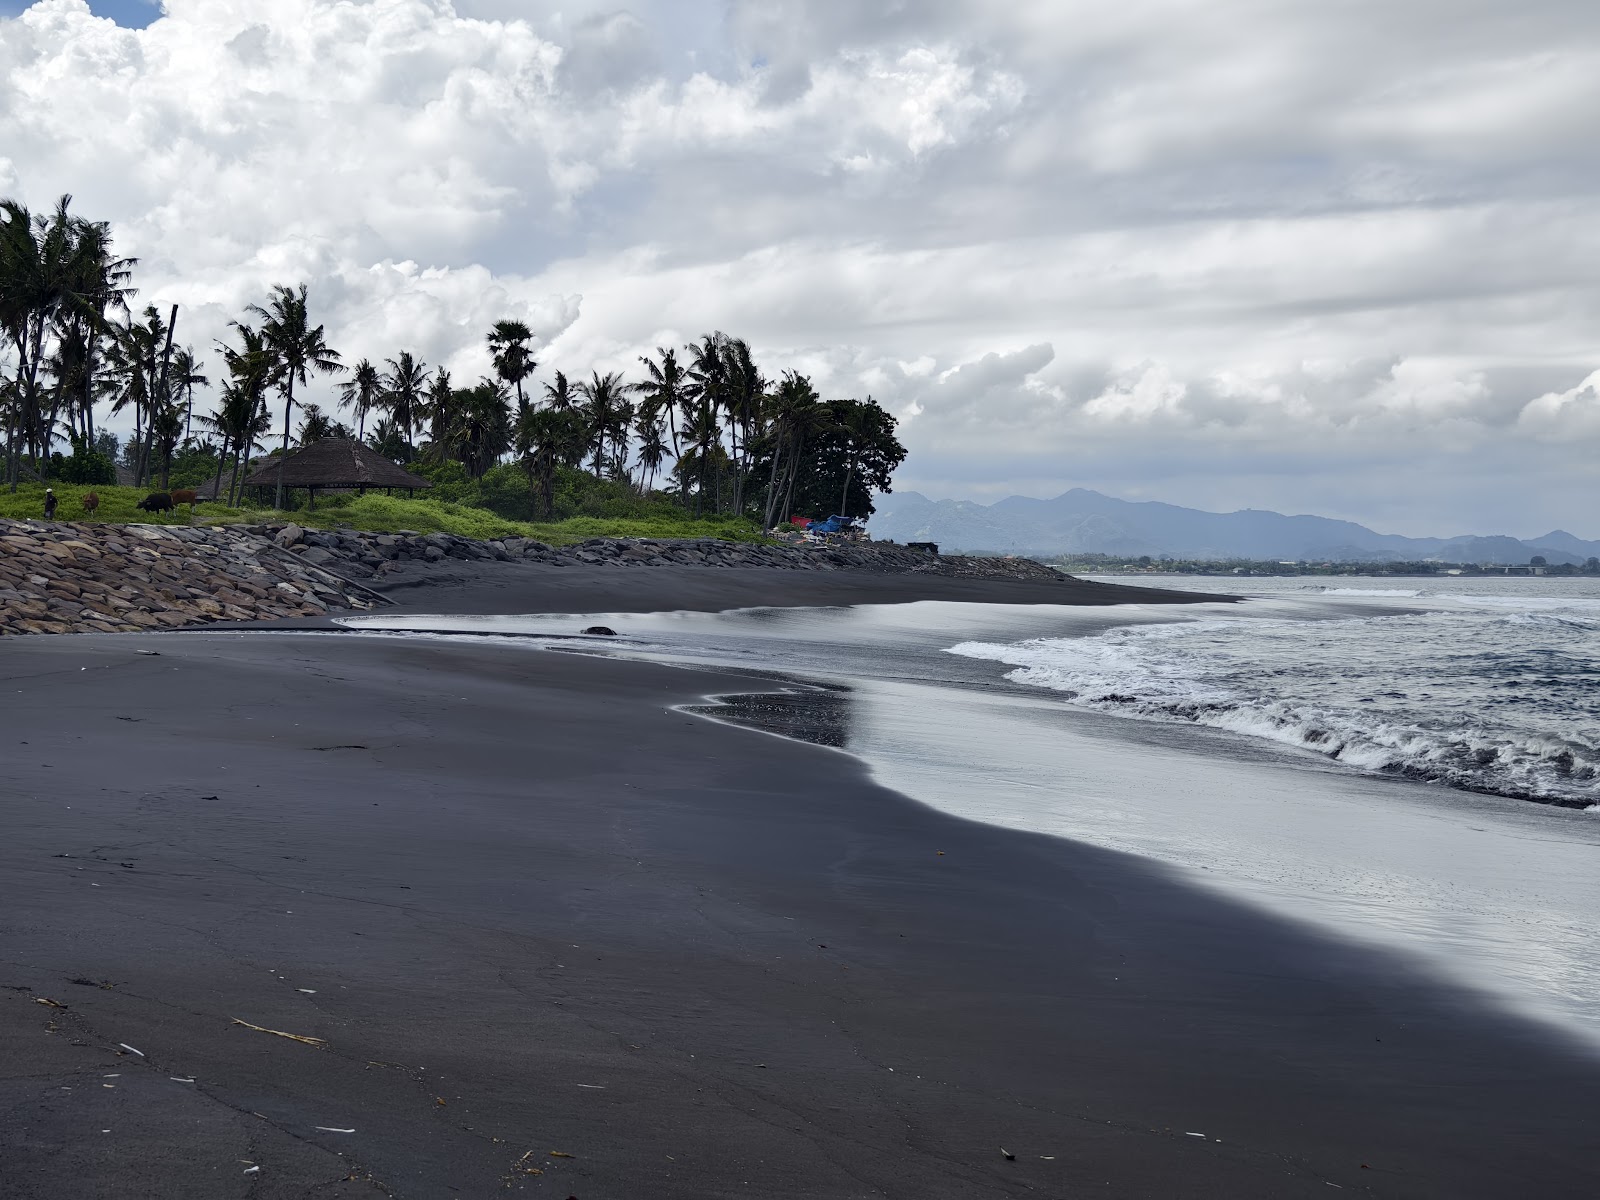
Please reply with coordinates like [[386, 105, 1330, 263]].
[[368, 557, 1229, 616], [1, 587, 1597, 1195]]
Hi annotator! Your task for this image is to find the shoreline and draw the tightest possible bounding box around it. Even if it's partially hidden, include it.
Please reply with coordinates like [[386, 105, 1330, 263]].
[[3, 604, 1598, 1195], [1, 517, 1229, 639]]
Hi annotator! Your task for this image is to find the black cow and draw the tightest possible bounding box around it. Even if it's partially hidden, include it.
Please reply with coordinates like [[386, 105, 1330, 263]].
[[136, 492, 174, 513]]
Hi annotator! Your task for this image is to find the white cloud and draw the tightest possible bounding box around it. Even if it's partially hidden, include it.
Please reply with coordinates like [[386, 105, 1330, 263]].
[[1, 0, 1597, 533]]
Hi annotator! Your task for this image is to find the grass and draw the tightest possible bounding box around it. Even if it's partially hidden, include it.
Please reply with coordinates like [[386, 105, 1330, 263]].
[[0, 483, 766, 546], [0, 482, 270, 528]]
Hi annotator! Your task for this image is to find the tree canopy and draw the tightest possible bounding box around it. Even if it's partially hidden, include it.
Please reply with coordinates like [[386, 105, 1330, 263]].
[[2, 196, 908, 524]]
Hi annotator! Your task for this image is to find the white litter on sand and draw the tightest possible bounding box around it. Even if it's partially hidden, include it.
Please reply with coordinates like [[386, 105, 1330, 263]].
[[119, 1044, 145, 1057], [315, 1126, 355, 1134]]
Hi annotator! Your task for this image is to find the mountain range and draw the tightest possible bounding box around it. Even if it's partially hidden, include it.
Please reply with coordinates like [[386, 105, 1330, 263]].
[[867, 489, 1600, 565]]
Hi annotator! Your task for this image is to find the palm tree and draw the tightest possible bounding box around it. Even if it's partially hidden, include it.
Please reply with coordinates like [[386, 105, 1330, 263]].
[[149, 396, 184, 488], [336, 358, 380, 440], [445, 379, 513, 478], [542, 369, 577, 414], [760, 372, 824, 529], [486, 320, 537, 419], [104, 305, 169, 484], [210, 322, 275, 505], [636, 347, 686, 499], [297, 402, 336, 445], [633, 405, 668, 494], [57, 211, 135, 449], [247, 283, 344, 510], [423, 366, 454, 452], [685, 334, 732, 512], [170, 346, 208, 445], [575, 370, 631, 478], [379, 351, 428, 455], [678, 399, 724, 516], [721, 336, 764, 514], [0, 197, 72, 488], [516, 406, 586, 518]]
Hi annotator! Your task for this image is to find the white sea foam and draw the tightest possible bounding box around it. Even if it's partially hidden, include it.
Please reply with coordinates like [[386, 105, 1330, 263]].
[[948, 603, 1600, 807]]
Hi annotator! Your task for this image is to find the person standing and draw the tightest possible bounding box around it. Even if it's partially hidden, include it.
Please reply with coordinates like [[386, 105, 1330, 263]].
[[43, 488, 57, 520]]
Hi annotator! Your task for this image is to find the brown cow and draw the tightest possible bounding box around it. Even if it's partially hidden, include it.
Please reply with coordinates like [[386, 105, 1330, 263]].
[[80, 491, 99, 515], [170, 489, 199, 509]]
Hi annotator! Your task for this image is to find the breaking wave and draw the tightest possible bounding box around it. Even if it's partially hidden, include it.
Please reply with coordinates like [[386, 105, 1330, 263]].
[[948, 608, 1600, 809]]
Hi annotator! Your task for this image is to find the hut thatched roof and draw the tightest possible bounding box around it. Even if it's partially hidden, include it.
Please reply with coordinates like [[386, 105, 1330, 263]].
[[243, 439, 431, 490]]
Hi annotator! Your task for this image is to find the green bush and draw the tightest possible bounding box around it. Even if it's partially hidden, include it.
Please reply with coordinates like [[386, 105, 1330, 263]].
[[51, 450, 117, 486]]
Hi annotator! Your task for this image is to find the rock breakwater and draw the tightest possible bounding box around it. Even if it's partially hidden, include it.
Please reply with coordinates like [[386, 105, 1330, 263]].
[[0, 519, 383, 636], [2, 518, 1068, 637], [260, 524, 1068, 583]]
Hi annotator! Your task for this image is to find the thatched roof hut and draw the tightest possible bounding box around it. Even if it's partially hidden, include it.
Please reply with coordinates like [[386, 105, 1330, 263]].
[[243, 439, 431, 494]]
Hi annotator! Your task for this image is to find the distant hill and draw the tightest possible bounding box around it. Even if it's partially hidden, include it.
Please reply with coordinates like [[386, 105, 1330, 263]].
[[868, 489, 1600, 565]]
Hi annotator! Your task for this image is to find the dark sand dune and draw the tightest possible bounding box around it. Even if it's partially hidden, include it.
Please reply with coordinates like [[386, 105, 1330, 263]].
[[1, 580, 1596, 1196]]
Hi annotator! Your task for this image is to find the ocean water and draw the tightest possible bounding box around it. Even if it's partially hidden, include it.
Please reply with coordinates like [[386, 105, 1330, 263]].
[[340, 579, 1600, 1047], [954, 575, 1600, 810]]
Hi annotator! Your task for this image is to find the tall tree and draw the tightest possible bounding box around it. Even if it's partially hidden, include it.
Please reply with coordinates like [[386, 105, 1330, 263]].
[[337, 357, 381, 440], [444, 379, 513, 478], [104, 305, 169, 485], [297, 403, 336, 445], [636, 347, 687, 501], [759, 372, 825, 529], [423, 366, 454, 452], [542, 369, 577, 415], [0, 197, 70, 488], [575, 370, 632, 480], [170, 346, 208, 445], [1, 195, 135, 486], [210, 322, 275, 506], [247, 283, 344, 510], [633, 404, 668, 494], [379, 351, 428, 455], [515, 406, 586, 518], [486, 320, 537, 419]]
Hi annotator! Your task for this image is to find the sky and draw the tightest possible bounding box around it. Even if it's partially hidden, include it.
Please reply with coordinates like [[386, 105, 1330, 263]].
[[1, 0, 1598, 537]]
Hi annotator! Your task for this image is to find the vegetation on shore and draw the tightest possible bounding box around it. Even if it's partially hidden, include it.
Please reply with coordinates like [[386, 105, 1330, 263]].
[[0, 481, 766, 546], [2, 194, 909, 534]]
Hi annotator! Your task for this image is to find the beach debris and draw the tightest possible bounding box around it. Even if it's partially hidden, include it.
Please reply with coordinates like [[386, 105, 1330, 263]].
[[581, 626, 617, 636], [435, 1097, 447, 1107], [136, 650, 160, 657], [315, 1126, 356, 1134], [1001, 1148, 1015, 1161], [576, 1084, 606, 1089], [33, 996, 67, 1008], [242, 1165, 260, 1175], [508, 1150, 544, 1178], [936, 850, 944, 856], [119, 1043, 145, 1057], [1185, 1131, 1206, 1138], [231, 1018, 327, 1047], [548, 1150, 575, 1158], [170, 1077, 195, 1083]]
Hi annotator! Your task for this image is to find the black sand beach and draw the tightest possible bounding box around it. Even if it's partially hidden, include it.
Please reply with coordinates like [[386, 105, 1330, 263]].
[[3, 571, 1598, 1197]]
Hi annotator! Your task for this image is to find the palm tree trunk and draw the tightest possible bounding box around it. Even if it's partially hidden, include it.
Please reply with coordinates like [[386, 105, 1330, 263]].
[[276, 377, 293, 511], [762, 433, 786, 530]]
